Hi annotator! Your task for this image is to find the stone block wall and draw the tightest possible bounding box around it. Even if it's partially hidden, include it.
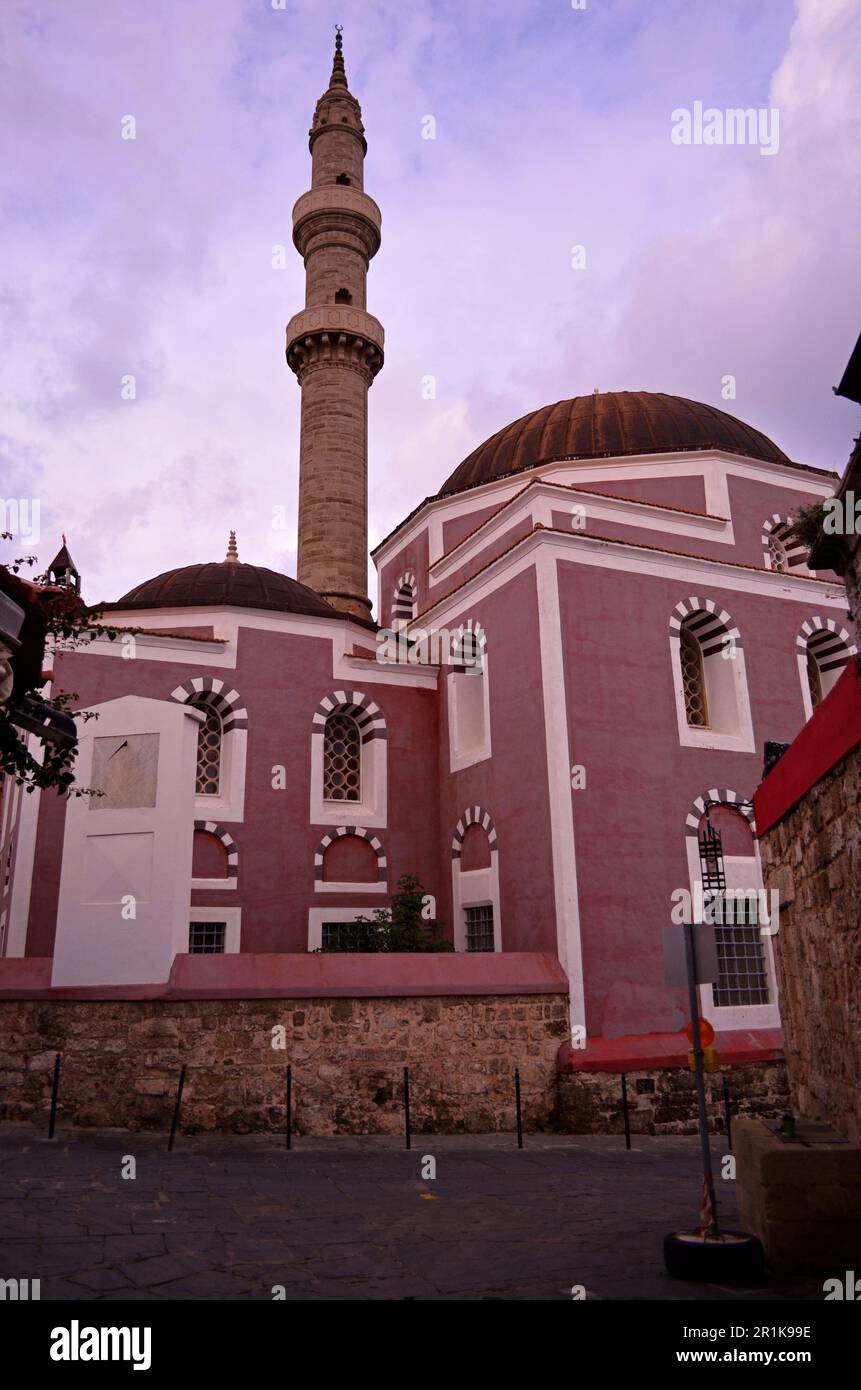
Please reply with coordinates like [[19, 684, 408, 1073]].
[[0, 995, 569, 1136], [735, 1117, 861, 1272], [758, 742, 861, 1145], [558, 1062, 790, 1137], [0, 993, 791, 1138]]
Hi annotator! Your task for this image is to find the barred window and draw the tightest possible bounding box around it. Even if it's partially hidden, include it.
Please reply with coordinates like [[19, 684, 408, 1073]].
[[713, 926, 770, 1006], [193, 702, 222, 795], [188, 920, 225, 953], [680, 625, 708, 727], [321, 920, 376, 951], [711, 895, 769, 1006], [465, 904, 495, 952], [323, 712, 361, 801]]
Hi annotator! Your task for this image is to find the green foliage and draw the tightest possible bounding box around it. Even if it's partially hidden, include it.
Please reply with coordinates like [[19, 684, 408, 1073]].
[[319, 874, 453, 953], [790, 501, 827, 548], [1, 535, 133, 795]]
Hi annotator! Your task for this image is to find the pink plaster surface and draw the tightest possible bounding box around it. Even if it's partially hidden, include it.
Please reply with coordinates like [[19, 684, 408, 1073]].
[[557, 1028, 784, 1073], [0, 952, 567, 1000]]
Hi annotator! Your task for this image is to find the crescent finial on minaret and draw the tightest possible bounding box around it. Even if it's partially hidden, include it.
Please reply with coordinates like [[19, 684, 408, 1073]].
[[330, 25, 347, 88]]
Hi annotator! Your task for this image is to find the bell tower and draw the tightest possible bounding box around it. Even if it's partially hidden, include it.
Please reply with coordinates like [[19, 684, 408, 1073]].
[[286, 27, 384, 619]]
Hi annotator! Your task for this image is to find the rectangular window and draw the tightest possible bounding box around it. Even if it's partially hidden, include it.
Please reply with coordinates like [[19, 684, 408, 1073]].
[[712, 895, 769, 1006], [321, 920, 376, 951], [464, 904, 495, 953], [188, 920, 226, 954]]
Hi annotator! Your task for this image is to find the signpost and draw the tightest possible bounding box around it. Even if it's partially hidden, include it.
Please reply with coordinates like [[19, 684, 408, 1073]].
[[662, 808, 764, 1282], [683, 919, 719, 1237]]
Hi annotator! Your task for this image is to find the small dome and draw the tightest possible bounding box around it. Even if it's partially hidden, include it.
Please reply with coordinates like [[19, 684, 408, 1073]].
[[106, 560, 338, 618], [438, 391, 791, 496]]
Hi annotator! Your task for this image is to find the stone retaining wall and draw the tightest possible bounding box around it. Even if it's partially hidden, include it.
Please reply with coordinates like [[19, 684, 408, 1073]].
[[758, 741, 861, 1145], [0, 995, 790, 1137], [0, 995, 568, 1136], [558, 1062, 790, 1137]]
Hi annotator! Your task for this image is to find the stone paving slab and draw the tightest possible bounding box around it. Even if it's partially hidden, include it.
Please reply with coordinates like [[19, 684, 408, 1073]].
[[0, 1125, 827, 1301]]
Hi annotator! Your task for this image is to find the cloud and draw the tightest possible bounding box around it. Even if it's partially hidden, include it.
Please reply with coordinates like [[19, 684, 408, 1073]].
[[1, 0, 858, 614]]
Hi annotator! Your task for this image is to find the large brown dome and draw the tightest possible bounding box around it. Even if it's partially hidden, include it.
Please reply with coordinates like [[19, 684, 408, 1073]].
[[438, 391, 791, 496], [106, 561, 338, 618]]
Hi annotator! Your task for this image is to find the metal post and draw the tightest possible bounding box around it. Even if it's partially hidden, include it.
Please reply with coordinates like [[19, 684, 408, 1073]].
[[167, 1064, 186, 1152], [286, 1065, 293, 1151], [403, 1066, 411, 1150], [722, 1073, 732, 1152], [514, 1068, 523, 1149], [621, 1071, 631, 1150], [684, 922, 719, 1234], [48, 1053, 61, 1139]]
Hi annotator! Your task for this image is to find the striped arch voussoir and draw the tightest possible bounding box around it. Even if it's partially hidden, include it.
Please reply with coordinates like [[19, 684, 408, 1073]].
[[684, 789, 755, 838], [392, 570, 416, 600], [171, 678, 248, 733], [796, 616, 857, 656], [762, 514, 807, 570], [311, 689, 387, 743], [313, 826, 387, 883], [193, 820, 239, 878], [391, 571, 417, 621], [451, 806, 498, 861], [668, 596, 742, 654]]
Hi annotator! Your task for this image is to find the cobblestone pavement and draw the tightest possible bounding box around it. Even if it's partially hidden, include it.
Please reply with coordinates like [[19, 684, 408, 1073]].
[[0, 1126, 824, 1301]]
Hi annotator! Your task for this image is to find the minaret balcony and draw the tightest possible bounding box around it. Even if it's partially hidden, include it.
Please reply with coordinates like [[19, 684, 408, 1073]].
[[285, 306, 385, 382], [292, 187, 382, 259]]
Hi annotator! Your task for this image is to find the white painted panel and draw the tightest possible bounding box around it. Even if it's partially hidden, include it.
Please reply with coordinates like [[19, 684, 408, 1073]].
[[51, 695, 202, 986]]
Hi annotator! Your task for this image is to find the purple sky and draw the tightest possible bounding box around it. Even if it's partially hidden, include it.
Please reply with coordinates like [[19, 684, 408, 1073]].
[[2, 0, 859, 613]]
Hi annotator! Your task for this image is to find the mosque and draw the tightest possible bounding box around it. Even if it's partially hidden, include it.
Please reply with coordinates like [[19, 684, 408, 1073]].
[[0, 33, 853, 1085]]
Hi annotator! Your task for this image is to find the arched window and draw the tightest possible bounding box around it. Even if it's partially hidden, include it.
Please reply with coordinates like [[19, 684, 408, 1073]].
[[334, 287, 352, 304], [451, 808, 500, 952], [191, 701, 222, 796], [670, 598, 754, 751], [392, 574, 416, 623], [310, 690, 387, 825], [678, 612, 735, 730], [323, 711, 362, 801], [335, 172, 351, 185], [762, 516, 808, 574], [684, 797, 776, 1022], [804, 625, 854, 709], [169, 678, 249, 814]]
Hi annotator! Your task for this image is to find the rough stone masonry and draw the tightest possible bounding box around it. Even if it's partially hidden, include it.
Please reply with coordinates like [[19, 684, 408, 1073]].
[[0, 993, 789, 1138], [758, 740, 861, 1146]]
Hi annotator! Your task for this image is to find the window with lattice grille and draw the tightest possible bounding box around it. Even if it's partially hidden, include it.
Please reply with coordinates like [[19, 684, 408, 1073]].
[[681, 626, 708, 727], [712, 895, 770, 1006], [193, 703, 222, 795], [465, 904, 495, 952], [765, 521, 808, 574], [323, 712, 361, 801], [768, 532, 789, 572], [188, 920, 225, 953]]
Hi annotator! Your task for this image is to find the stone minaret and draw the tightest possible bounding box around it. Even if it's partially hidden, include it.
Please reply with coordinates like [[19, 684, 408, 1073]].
[[286, 28, 384, 619]]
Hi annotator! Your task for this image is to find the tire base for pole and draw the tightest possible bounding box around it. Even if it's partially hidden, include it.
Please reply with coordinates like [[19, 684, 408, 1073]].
[[663, 1230, 765, 1284]]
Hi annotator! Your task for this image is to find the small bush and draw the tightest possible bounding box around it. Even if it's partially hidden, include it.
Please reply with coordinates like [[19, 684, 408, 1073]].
[[319, 874, 453, 952]]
